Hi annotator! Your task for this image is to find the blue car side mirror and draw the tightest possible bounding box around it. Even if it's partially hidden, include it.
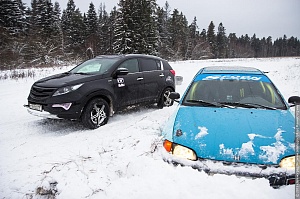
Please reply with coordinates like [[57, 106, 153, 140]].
[[288, 96, 300, 106], [169, 92, 180, 102]]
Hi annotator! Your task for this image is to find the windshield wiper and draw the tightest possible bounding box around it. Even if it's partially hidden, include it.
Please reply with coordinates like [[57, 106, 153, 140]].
[[186, 100, 234, 108], [220, 102, 276, 110], [73, 72, 89, 75], [219, 102, 254, 108], [244, 103, 277, 110]]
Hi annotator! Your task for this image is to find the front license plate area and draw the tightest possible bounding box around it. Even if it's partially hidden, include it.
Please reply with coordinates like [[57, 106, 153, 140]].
[[29, 104, 43, 112]]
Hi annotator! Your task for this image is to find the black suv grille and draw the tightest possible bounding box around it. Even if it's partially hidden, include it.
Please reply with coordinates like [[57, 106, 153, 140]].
[[30, 85, 57, 100]]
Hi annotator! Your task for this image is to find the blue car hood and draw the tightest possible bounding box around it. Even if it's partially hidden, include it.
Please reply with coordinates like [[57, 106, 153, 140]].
[[172, 106, 295, 165]]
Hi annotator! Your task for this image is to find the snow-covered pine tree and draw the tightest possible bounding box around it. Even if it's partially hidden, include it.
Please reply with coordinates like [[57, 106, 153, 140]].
[[156, 2, 172, 59], [0, 0, 27, 69], [228, 33, 238, 58], [250, 33, 260, 58], [168, 9, 189, 60], [0, 0, 26, 36], [85, 2, 99, 57], [113, 0, 158, 55], [136, 0, 158, 55], [113, 0, 134, 54], [200, 29, 207, 40], [186, 17, 199, 60], [216, 22, 227, 58], [23, 0, 62, 65], [266, 36, 273, 57], [207, 21, 217, 58], [106, 7, 118, 54], [98, 3, 111, 55], [61, 0, 85, 59]]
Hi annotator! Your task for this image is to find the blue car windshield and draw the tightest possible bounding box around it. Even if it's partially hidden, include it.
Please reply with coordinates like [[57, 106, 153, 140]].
[[183, 79, 287, 110], [70, 58, 119, 74]]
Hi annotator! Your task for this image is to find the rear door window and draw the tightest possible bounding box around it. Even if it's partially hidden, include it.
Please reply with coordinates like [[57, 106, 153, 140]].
[[156, 60, 162, 70], [140, 58, 159, 72]]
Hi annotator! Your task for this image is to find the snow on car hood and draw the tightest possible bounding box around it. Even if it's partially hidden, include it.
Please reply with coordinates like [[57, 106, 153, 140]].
[[172, 105, 295, 165]]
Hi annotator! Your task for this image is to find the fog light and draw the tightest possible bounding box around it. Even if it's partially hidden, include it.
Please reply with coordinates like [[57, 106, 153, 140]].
[[173, 145, 197, 160], [279, 156, 296, 170], [52, 103, 72, 110]]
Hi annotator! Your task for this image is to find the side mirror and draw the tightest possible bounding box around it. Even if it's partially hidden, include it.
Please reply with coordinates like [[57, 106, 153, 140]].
[[169, 92, 180, 101], [115, 68, 129, 76], [288, 96, 300, 106]]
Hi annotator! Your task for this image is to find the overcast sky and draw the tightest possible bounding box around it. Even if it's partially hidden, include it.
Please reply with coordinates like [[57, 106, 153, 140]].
[[23, 0, 300, 39]]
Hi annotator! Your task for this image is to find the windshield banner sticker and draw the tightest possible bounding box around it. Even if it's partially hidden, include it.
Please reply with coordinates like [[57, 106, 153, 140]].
[[196, 74, 270, 82]]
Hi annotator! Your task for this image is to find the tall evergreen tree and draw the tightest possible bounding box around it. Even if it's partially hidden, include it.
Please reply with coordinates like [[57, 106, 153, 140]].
[[216, 22, 227, 58], [85, 2, 99, 57], [107, 7, 118, 54], [156, 2, 172, 59], [52, 1, 61, 36], [24, 0, 62, 64], [186, 17, 199, 59], [168, 9, 189, 60], [0, 0, 26, 36], [251, 34, 260, 58], [287, 36, 300, 56], [97, 3, 111, 55], [114, 0, 158, 55], [266, 36, 273, 57], [228, 33, 237, 58], [260, 37, 267, 57], [199, 29, 207, 40], [113, 0, 135, 54], [207, 21, 217, 58], [0, 0, 27, 68], [136, 0, 158, 55], [61, 0, 85, 58]]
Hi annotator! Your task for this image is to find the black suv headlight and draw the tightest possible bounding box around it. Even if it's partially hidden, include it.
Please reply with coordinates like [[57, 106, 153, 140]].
[[53, 83, 83, 96]]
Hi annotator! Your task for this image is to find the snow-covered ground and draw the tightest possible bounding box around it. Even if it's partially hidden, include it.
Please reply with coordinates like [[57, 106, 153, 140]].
[[0, 57, 299, 198]]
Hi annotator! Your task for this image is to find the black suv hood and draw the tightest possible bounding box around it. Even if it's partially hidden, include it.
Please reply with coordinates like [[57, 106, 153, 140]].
[[34, 72, 103, 87]]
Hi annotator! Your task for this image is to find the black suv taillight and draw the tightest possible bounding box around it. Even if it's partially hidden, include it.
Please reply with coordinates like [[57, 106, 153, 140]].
[[170, 70, 175, 76]]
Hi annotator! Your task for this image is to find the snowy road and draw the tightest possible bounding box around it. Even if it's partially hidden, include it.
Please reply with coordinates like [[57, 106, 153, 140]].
[[0, 57, 299, 198]]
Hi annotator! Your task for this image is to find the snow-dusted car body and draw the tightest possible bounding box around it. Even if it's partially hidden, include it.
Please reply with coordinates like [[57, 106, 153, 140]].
[[162, 66, 297, 187]]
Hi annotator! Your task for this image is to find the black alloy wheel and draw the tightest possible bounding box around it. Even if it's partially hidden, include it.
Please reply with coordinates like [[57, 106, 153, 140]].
[[158, 87, 174, 108], [81, 98, 109, 129]]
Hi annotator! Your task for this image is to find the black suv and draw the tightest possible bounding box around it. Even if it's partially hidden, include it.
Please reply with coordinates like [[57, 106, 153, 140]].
[[25, 54, 176, 129]]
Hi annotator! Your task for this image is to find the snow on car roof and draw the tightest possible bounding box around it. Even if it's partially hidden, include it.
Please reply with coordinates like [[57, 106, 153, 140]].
[[201, 66, 263, 74]]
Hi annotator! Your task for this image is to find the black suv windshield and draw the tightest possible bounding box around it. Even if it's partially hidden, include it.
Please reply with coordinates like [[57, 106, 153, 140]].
[[70, 58, 119, 74], [183, 79, 287, 110]]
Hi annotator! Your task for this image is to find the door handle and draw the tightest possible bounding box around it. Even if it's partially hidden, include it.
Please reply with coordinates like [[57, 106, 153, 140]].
[[159, 73, 165, 77], [137, 77, 144, 81]]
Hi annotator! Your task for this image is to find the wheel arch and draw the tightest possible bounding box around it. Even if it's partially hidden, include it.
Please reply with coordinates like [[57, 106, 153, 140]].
[[162, 85, 175, 94], [80, 90, 115, 118]]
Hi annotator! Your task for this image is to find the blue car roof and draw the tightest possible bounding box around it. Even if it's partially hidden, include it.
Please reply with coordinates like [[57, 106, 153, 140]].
[[200, 66, 264, 75]]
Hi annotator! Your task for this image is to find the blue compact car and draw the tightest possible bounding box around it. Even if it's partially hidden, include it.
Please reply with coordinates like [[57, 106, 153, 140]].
[[162, 66, 299, 187]]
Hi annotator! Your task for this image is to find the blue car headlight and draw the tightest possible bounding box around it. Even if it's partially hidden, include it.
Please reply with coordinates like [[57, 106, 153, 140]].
[[163, 140, 197, 161], [53, 83, 83, 96], [279, 155, 296, 170]]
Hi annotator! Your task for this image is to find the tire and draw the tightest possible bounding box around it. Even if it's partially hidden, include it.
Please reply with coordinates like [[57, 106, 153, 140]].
[[157, 87, 174, 109], [81, 98, 109, 129]]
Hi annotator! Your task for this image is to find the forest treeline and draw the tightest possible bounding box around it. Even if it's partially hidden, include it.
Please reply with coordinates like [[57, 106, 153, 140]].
[[1, 0, 299, 70]]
